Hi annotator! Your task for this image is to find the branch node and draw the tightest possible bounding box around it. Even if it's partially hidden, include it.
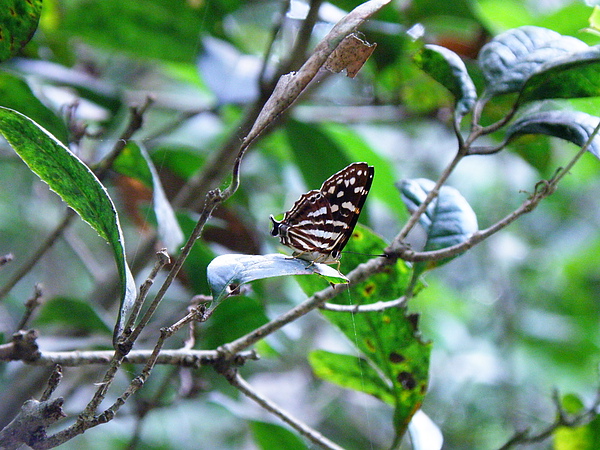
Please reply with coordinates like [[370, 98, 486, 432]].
[[9, 329, 41, 362], [0, 398, 65, 449]]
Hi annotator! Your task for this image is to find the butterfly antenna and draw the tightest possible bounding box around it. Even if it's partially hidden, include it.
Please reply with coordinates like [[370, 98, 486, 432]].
[[341, 251, 389, 258]]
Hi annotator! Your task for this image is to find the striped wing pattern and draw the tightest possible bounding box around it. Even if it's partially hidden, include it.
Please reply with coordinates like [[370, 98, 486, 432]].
[[270, 162, 374, 264]]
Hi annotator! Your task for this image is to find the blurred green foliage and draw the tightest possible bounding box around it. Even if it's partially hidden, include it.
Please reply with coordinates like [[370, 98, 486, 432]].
[[1, 0, 600, 449]]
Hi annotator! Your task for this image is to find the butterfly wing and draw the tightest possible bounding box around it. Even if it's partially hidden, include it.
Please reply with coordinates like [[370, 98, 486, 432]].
[[271, 190, 337, 258], [319, 162, 374, 257], [270, 162, 374, 264]]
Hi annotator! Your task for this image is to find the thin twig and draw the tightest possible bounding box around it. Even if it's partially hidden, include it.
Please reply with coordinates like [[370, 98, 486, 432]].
[[0, 210, 75, 301], [467, 92, 520, 142], [92, 98, 154, 177], [499, 387, 600, 449], [96, 308, 209, 424], [39, 365, 63, 402], [223, 256, 390, 355], [257, 0, 291, 86], [121, 190, 221, 349], [227, 371, 344, 450], [389, 149, 466, 249], [121, 249, 171, 340], [15, 283, 44, 331], [390, 119, 600, 263], [38, 307, 212, 448]]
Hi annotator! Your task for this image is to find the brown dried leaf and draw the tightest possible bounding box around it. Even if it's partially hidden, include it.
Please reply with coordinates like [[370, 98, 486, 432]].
[[325, 33, 377, 78]]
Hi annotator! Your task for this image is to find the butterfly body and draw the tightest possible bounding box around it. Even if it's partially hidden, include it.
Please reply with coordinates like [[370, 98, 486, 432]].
[[270, 162, 374, 264]]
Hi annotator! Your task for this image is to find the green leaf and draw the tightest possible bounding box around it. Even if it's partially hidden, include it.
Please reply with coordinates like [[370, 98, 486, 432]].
[[61, 0, 213, 63], [206, 254, 348, 304], [588, 6, 600, 35], [250, 421, 309, 450], [34, 297, 112, 335], [561, 393, 585, 414], [0, 0, 42, 62], [518, 48, 600, 104], [286, 120, 352, 191], [0, 107, 136, 342], [553, 395, 600, 450], [319, 307, 431, 439], [151, 146, 204, 180], [300, 225, 429, 442], [321, 124, 408, 221], [178, 212, 215, 296], [553, 397, 600, 450], [414, 44, 477, 120], [308, 350, 395, 404], [399, 178, 478, 271], [296, 224, 414, 302], [0, 72, 69, 145], [406, 0, 481, 22], [504, 110, 600, 160], [199, 296, 269, 349], [113, 142, 184, 253], [479, 26, 589, 96]]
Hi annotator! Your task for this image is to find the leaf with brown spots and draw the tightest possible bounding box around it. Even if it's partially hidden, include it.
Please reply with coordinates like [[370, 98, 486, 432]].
[[0, 0, 42, 62], [315, 306, 430, 440]]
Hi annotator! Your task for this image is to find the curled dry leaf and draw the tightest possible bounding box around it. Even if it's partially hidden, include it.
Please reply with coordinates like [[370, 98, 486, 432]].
[[325, 33, 377, 78]]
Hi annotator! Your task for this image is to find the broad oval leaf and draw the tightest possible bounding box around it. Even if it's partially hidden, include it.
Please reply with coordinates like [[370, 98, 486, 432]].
[[479, 26, 589, 96], [309, 350, 395, 404], [319, 306, 431, 438], [518, 47, 600, 104], [207, 254, 348, 304], [399, 178, 478, 270], [414, 44, 477, 120], [505, 110, 600, 160], [0, 107, 136, 341], [0, 0, 42, 62]]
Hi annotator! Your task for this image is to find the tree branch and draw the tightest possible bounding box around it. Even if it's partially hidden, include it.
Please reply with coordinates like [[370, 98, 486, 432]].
[[21, 348, 257, 367], [499, 387, 600, 449], [226, 371, 344, 450], [0, 398, 65, 450], [389, 119, 600, 263]]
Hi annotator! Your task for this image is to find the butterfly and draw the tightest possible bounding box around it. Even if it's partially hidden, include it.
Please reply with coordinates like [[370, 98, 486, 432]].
[[270, 162, 374, 265]]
